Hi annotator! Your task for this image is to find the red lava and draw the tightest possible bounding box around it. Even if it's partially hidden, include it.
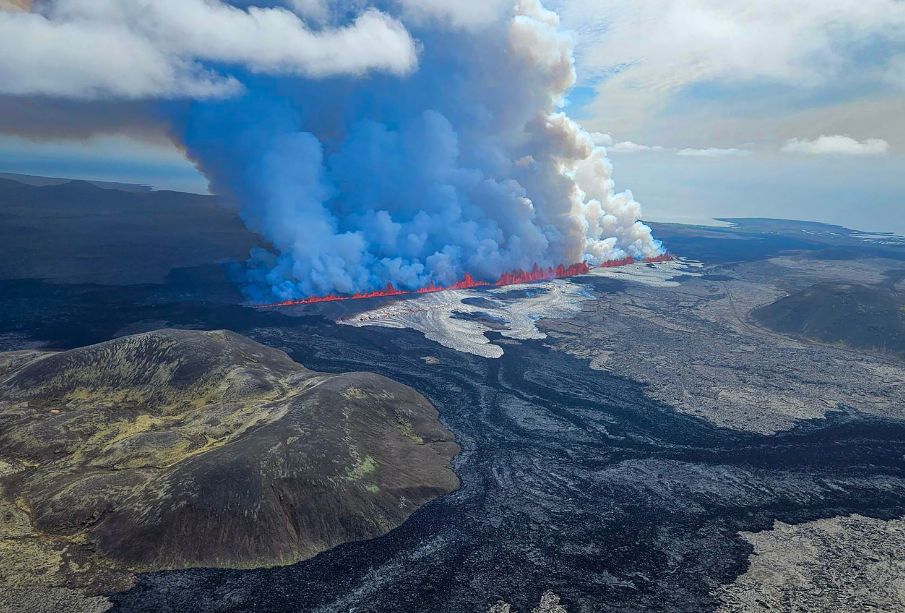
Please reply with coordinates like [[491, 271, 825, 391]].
[[268, 254, 674, 308]]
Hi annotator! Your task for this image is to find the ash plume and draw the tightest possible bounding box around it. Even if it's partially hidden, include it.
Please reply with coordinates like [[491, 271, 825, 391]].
[[171, 0, 663, 301]]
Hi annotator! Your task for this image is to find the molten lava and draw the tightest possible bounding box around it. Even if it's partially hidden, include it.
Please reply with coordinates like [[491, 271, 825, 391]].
[[494, 262, 591, 286], [268, 254, 674, 307]]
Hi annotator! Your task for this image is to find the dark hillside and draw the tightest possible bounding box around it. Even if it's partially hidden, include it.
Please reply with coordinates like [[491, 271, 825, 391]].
[[753, 282, 905, 356], [0, 179, 260, 284]]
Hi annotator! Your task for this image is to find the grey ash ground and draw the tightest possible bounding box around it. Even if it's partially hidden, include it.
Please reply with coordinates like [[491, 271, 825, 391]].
[[716, 514, 905, 611], [2, 179, 905, 612], [546, 257, 905, 434]]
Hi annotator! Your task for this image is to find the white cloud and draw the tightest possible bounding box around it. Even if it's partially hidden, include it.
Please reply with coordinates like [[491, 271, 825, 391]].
[[782, 135, 890, 156], [552, 0, 905, 135], [589, 132, 613, 146], [677, 147, 749, 157], [0, 0, 417, 99], [609, 141, 663, 153], [606, 142, 748, 156]]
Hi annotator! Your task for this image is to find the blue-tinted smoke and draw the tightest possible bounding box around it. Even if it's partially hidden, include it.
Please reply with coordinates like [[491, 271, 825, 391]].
[[171, 1, 662, 301]]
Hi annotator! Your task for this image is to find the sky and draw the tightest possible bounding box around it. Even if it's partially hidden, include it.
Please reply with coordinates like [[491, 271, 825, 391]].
[[0, 0, 903, 233], [548, 0, 905, 231]]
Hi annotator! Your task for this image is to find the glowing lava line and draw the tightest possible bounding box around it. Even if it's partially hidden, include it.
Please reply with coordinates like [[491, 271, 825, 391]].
[[267, 254, 674, 307]]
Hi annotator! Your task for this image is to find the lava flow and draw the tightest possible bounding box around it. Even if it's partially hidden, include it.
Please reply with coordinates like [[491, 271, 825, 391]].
[[267, 254, 674, 307]]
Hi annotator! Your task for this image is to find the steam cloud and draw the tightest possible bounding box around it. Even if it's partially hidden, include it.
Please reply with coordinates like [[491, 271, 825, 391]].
[[177, 0, 662, 300], [1, 0, 664, 301]]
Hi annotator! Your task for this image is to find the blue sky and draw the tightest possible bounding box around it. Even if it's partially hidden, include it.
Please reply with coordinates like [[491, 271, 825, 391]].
[[547, 0, 905, 231], [0, 135, 208, 193], [0, 0, 903, 232]]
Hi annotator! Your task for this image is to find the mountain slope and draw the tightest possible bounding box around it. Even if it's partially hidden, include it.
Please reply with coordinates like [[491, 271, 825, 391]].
[[0, 329, 459, 573]]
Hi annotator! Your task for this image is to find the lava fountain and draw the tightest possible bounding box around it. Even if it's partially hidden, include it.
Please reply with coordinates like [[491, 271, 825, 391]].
[[265, 255, 674, 308]]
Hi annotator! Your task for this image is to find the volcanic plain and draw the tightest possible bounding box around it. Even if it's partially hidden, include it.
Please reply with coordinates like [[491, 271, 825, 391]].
[[3, 178, 905, 612]]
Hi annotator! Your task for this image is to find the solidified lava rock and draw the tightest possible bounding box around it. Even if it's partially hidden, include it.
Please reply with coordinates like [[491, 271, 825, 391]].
[[0, 329, 459, 572]]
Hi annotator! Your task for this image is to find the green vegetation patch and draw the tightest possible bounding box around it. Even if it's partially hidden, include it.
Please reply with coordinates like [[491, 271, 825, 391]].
[[396, 416, 423, 444], [346, 455, 377, 480]]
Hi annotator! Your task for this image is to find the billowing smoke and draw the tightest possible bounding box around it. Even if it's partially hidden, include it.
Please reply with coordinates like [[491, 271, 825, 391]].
[[0, 0, 663, 301], [169, 0, 662, 301]]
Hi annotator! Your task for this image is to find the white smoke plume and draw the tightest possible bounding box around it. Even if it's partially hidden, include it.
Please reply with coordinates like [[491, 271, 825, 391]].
[[0, 0, 664, 301], [173, 0, 662, 300]]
